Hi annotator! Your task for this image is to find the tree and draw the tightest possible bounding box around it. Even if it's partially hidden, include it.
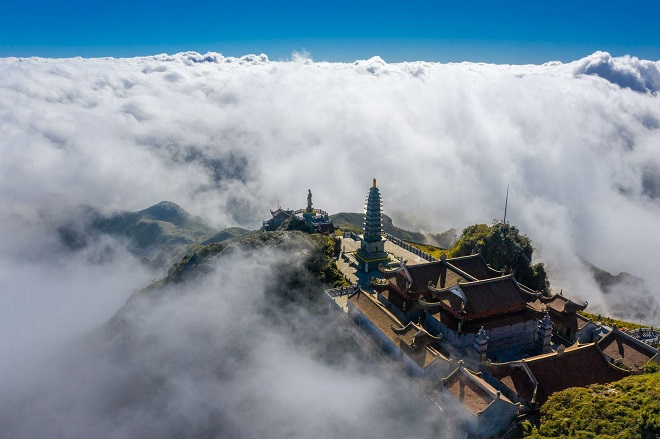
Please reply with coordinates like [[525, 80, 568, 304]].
[[449, 222, 550, 293]]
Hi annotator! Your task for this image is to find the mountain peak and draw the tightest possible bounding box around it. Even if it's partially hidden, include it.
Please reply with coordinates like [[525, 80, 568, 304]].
[[139, 201, 190, 227]]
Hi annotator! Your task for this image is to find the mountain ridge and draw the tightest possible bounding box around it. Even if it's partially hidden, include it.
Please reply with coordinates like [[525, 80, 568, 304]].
[[59, 201, 252, 269]]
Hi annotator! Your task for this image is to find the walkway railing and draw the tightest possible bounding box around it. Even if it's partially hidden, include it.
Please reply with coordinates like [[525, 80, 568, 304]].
[[383, 232, 439, 262], [324, 286, 356, 298], [343, 231, 360, 241], [624, 328, 660, 347], [292, 208, 329, 216]]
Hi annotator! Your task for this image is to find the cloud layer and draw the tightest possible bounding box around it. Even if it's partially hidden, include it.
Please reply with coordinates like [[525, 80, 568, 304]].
[[0, 245, 441, 438], [1, 50, 660, 436], [2, 51, 660, 316]]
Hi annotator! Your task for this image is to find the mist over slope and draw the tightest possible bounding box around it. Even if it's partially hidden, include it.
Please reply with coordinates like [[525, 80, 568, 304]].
[[0, 233, 442, 438], [58, 201, 250, 269]]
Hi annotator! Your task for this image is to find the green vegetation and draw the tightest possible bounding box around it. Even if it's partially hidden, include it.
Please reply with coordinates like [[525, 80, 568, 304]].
[[305, 234, 349, 288], [160, 230, 347, 289], [86, 200, 250, 269], [408, 242, 446, 259], [521, 372, 660, 439], [201, 226, 251, 245], [578, 311, 649, 332], [278, 215, 312, 233], [447, 222, 549, 293]]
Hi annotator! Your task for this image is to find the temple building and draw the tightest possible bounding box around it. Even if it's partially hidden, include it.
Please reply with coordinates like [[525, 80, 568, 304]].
[[439, 361, 520, 437], [263, 189, 334, 234], [347, 286, 452, 379], [483, 343, 632, 407], [354, 179, 390, 272], [372, 254, 554, 361], [263, 207, 293, 231], [596, 327, 659, 372], [528, 293, 588, 343], [323, 178, 656, 436]]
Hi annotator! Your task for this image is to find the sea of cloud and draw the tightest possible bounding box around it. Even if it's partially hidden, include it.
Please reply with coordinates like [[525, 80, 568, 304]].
[[0, 243, 445, 438], [1, 50, 659, 436], [2, 51, 660, 309]]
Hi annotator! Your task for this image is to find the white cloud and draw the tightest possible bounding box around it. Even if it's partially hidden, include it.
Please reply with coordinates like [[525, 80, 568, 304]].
[[573, 51, 660, 93], [1, 50, 660, 435], [0, 247, 440, 438], [3, 51, 660, 290]]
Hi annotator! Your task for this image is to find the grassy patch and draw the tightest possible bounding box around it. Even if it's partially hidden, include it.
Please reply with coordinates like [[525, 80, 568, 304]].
[[522, 372, 660, 438], [578, 311, 650, 331], [407, 241, 446, 259]]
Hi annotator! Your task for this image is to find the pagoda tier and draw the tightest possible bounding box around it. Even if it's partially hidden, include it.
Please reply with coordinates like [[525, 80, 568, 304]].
[[363, 185, 383, 243], [355, 179, 390, 271]]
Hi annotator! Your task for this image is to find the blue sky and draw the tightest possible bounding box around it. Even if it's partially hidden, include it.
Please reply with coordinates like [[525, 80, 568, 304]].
[[2, 0, 659, 62]]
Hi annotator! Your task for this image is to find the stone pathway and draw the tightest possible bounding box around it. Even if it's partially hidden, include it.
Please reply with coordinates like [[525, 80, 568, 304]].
[[336, 237, 433, 287]]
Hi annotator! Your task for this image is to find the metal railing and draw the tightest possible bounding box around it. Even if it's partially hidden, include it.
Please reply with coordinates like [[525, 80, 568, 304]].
[[292, 208, 329, 216], [383, 232, 438, 262], [624, 328, 660, 347]]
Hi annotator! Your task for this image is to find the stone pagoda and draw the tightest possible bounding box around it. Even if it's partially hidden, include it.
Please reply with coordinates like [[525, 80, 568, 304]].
[[355, 179, 390, 272]]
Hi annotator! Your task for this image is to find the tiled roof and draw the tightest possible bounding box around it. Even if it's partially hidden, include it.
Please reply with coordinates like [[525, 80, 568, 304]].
[[487, 363, 536, 403], [444, 365, 513, 415], [577, 314, 591, 331], [528, 295, 589, 335], [522, 344, 629, 404], [445, 374, 493, 415], [270, 208, 292, 220], [446, 254, 502, 280], [428, 303, 542, 333], [393, 321, 442, 350], [597, 328, 659, 371], [430, 275, 538, 318], [389, 261, 470, 294], [348, 289, 445, 368], [536, 294, 587, 314]]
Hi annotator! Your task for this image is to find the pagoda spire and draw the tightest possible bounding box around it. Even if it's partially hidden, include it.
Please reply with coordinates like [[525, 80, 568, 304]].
[[355, 179, 390, 272], [363, 179, 384, 243]]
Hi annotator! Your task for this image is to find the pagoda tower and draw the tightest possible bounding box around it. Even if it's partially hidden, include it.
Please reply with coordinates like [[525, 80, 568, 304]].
[[355, 179, 390, 272]]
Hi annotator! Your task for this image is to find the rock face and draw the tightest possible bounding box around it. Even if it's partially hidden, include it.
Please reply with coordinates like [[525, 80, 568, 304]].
[[586, 261, 660, 326]]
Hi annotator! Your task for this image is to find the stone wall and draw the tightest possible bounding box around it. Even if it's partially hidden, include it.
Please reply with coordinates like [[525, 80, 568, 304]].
[[477, 397, 520, 437], [348, 301, 401, 358], [425, 311, 538, 354], [487, 319, 537, 352], [424, 313, 475, 349]]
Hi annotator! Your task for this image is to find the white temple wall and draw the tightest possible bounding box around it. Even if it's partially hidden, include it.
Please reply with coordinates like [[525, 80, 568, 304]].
[[424, 313, 474, 349], [424, 312, 444, 336], [578, 321, 612, 344], [424, 358, 453, 381], [403, 355, 424, 378], [348, 301, 401, 359], [477, 398, 520, 437], [487, 320, 537, 352], [425, 312, 539, 352]]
